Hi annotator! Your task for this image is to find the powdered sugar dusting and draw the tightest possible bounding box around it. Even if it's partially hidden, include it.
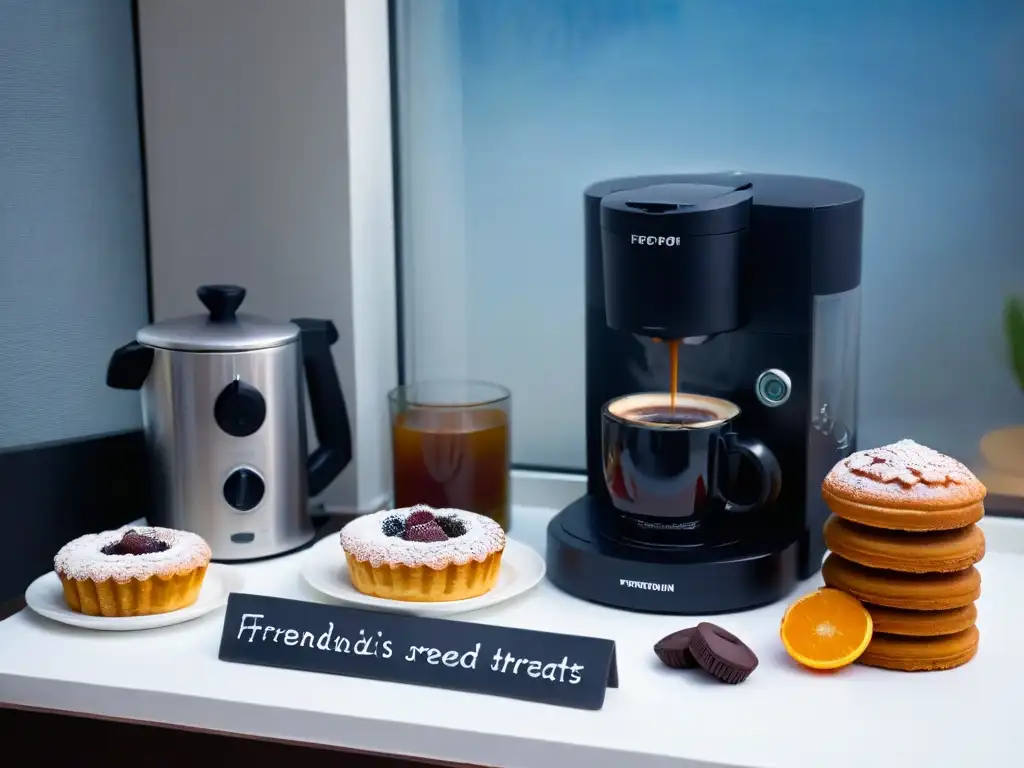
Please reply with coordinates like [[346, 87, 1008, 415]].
[[340, 506, 505, 570], [54, 526, 212, 583], [842, 439, 975, 488]]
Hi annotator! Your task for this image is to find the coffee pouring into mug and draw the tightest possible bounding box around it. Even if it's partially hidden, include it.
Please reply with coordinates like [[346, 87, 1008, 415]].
[[602, 391, 781, 543]]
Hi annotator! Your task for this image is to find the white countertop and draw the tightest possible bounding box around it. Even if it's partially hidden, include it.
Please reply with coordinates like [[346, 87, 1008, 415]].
[[1, 507, 1021, 768]]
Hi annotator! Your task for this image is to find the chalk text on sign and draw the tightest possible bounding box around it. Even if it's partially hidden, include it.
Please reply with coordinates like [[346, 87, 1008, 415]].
[[490, 648, 585, 684], [236, 613, 394, 658], [404, 643, 480, 669], [233, 613, 588, 686]]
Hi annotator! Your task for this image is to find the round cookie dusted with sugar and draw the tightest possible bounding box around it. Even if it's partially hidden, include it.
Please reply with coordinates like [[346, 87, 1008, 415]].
[[823, 515, 986, 573], [821, 553, 981, 611], [340, 506, 506, 602], [822, 439, 986, 531]]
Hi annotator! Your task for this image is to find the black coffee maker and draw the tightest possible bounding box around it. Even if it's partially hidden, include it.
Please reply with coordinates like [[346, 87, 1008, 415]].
[[546, 172, 864, 614]]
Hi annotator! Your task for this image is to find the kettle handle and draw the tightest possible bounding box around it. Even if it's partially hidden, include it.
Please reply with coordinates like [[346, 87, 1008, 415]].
[[292, 318, 353, 497], [107, 341, 154, 390]]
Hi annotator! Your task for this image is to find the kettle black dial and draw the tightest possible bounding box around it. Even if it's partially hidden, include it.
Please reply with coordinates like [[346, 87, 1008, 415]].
[[214, 379, 266, 437], [223, 467, 265, 512]]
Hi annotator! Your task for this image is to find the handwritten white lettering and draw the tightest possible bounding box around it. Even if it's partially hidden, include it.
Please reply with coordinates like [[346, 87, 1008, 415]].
[[316, 622, 334, 650], [233, 617, 587, 687], [404, 643, 479, 669], [490, 648, 584, 684], [237, 613, 264, 642]]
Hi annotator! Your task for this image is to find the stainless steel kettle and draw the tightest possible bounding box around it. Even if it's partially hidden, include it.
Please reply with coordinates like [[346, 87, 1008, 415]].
[[106, 284, 352, 560]]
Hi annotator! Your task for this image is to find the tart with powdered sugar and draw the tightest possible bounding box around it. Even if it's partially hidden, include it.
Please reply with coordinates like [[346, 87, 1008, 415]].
[[54, 526, 212, 617], [340, 505, 505, 602], [822, 439, 987, 531]]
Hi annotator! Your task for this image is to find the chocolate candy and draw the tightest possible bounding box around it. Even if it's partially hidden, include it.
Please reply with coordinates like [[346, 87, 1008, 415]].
[[654, 627, 699, 669], [689, 622, 759, 684]]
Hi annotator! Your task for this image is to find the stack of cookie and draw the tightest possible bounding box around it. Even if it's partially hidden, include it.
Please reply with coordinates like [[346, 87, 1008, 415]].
[[820, 439, 986, 672]]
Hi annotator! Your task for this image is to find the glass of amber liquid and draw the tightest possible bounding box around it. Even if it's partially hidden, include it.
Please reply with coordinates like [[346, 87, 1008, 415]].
[[389, 380, 511, 531]]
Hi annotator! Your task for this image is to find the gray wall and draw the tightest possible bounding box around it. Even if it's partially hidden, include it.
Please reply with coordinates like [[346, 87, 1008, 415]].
[[0, 0, 148, 448]]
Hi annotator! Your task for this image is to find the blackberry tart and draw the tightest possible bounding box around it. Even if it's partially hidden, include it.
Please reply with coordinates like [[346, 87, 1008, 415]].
[[340, 505, 506, 602], [54, 527, 212, 617]]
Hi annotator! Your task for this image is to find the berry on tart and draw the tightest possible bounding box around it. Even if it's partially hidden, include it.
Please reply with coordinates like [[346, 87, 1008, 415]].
[[435, 515, 468, 538], [101, 529, 170, 556], [404, 520, 449, 542], [340, 505, 506, 602], [404, 506, 437, 528], [386, 505, 469, 541], [396, 506, 462, 543], [381, 515, 406, 538]]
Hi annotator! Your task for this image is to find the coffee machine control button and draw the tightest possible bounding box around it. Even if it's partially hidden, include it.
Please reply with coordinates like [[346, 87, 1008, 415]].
[[755, 369, 792, 407], [223, 467, 265, 512], [214, 379, 266, 437]]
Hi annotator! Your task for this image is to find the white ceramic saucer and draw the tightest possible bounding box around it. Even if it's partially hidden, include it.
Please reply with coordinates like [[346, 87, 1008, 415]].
[[301, 535, 545, 617], [24, 564, 245, 631]]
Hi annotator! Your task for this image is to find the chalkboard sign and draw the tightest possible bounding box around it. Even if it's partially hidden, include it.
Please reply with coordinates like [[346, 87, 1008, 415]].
[[218, 593, 618, 710]]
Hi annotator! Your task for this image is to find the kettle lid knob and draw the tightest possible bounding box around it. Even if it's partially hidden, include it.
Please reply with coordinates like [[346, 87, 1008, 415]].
[[197, 285, 246, 322]]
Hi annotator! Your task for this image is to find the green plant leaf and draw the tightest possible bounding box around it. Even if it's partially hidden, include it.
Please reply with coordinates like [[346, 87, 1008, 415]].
[[1006, 295, 1024, 393]]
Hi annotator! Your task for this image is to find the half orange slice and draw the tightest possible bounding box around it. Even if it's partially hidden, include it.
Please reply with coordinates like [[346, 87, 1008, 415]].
[[781, 587, 873, 670]]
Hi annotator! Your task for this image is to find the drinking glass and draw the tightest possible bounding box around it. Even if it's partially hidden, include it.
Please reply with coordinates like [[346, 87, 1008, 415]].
[[389, 380, 511, 531]]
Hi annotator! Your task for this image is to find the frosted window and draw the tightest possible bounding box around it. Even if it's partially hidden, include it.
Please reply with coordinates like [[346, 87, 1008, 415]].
[[0, 0, 149, 448], [393, 0, 1024, 469]]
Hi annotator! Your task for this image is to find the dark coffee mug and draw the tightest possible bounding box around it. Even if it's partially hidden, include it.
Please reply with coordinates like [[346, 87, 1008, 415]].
[[602, 392, 781, 542]]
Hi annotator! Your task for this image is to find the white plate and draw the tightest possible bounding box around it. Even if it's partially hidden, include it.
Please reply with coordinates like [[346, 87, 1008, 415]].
[[301, 536, 546, 616], [24, 564, 245, 631]]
